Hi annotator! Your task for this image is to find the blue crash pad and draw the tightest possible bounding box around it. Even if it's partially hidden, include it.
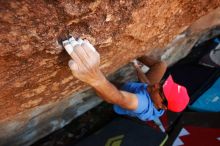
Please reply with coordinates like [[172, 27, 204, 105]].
[[189, 77, 220, 112]]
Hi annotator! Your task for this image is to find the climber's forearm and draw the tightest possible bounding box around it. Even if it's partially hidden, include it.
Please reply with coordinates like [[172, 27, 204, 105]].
[[137, 55, 167, 84], [90, 76, 138, 110], [137, 55, 160, 67], [135, 66, 150, 84]]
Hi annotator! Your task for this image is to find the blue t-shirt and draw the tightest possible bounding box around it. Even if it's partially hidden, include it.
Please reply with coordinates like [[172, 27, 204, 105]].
[[113, 82, 164, 121]]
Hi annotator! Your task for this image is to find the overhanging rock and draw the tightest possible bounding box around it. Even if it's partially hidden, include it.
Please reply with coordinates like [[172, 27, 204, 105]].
[[0, 0, 220, 145]]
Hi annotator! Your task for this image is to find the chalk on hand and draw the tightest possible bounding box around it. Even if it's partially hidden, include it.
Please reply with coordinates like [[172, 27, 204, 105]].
[[62, 40, 69, 46], [68, 37, 76, 42], [62, 40, 73, 55], [69, 37, 80, 48], [77, 38, 83, 44], [83, 40, 97, 52], [132, 59, 139, 66], [63, 36, 97, 54]]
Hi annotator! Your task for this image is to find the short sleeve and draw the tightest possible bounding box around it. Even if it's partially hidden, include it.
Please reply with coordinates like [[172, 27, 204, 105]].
[[113, 93, 149, 115], [133, 93, 149, 113], [121, 82, 146, 93], [113, 82, 165, 121]]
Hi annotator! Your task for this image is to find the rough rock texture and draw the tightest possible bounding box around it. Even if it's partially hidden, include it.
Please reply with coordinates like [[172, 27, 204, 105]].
[[0, 0, 220, 120], [0, 0, 220, 145]]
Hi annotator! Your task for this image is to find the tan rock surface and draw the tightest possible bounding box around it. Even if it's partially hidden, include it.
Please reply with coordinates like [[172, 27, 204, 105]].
[[0, 0, 220, 121]]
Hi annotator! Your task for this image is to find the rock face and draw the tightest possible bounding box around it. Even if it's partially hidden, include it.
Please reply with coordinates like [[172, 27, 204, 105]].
[[0, 0, 220, 145]]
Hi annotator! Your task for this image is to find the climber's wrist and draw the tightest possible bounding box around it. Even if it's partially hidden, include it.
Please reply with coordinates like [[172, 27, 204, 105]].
[[88, 70, 107, 86]]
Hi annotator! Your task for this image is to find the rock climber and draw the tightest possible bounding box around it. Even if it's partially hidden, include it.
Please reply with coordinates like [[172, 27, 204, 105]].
[[62, 37, 189, 121]]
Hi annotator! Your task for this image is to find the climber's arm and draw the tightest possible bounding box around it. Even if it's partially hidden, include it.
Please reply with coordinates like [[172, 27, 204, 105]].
[[137, 55, 167, 85], [63, 39, 138, 110], [91, 77, 138, 110]]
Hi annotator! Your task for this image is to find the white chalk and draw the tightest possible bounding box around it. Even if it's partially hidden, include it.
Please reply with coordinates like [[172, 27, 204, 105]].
[[62, 40, 73, 55], [64, 36, 97, 54], [64, 43, 74, 55], [70, 40, 79, 48], [69, 37, 80, 49], [68, 37, 76, 43], [62, 40, 69, 46], [132, 59, 139, 66], [77, 38, 83, 44], [84, 40, 96, 52]]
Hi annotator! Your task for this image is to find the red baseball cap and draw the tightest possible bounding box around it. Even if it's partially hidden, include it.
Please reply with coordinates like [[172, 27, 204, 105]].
[[162, 75, 190, 112]]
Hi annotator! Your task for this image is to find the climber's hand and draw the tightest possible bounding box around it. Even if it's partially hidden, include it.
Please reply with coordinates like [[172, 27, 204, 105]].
[[65, 40, 105, 85]]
